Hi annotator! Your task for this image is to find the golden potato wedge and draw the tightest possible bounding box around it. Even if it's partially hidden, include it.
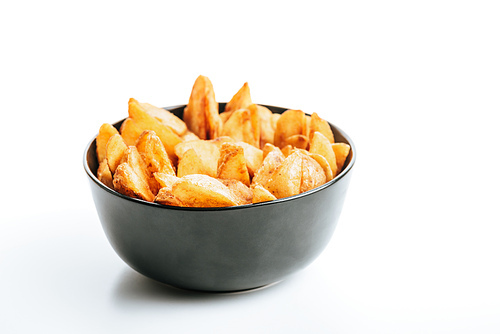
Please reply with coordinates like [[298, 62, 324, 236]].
[[307, 152, 334, 182], [106, 134, 128, 174], [121, 146, 153, 192], [155, 187, 184, 206], [264, 151, 303, 199], [128, 98, 182, 163], [172, 174, 238, 207], [135, 130, 176, 177], [218, 179, 253, 205], [177, 148, 210, 177], [175, 140, 221, 177], [309, 112, 334, 143], [221, 108, 259, 148], [251, 145, 285, 188], [97, 158, 114, 189], [281, 144, 294, 157], [252, 184, 277, 204], [262, 143, 277, 160], [331, 143, 351, 174], [112, 162, 155, 202], [234, 141, 263, 178], [96, 123, 119, 163], [184, 75, 222, 140], [217, 143, 250, 186], [299, 152, 327, 193], [153, 172, 180, 191], [309, 131, 338, 176], [284, 134, 309, 150], [119, 118, 143, 146], [274, 109, 308, 148], [181, 130, 200, 142], [139, 102, 187, 136], [224, 82, 252, 115], [256, 105, 276, 148]]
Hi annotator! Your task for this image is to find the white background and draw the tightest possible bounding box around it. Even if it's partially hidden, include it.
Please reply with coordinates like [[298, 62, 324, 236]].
[[1, 1, 499, 333]]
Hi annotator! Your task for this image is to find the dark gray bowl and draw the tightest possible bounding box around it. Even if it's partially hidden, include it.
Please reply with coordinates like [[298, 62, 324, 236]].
[[84, 103, 356, 292]]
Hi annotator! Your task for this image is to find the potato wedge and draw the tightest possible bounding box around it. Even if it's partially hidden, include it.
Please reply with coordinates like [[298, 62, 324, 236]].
[[217, 143, 250, 186], [119, 118, 143, 146], [97, 158, 114, 189], [309, 112, 334, 143], [221, 108, 259, 148], [128, 98, 182, 163], [153, 172, 180, 191], [172, 174, 238, 207], [181, 130, 200, 142], [112, 162, 155, 202], [175, 140, 222, 177], [139, 102, 187, 136], [155, 187, 184, 206], [218, 179, 253, 205], [264, 151, 302, 199], [281, 144, 294, 157], [135, 130, 176, 177], [106, 134, 128, 174], [274, 109, 308, 148], [96, 123, 119, 163], [331, 143, 351, 174], [184, 75, 222, 140], [177, 148, 210, 177], [224, 82, 252, 115], [309, 131, 338, 176], [307, 152, 334, 182], [252, 184, 277, 204], [234, 141, 263, 178], [299, 152, 327, 193], [252, 145, 285, 188], [121, 146, 152, 192], [284, 134, 309, 150], [256, 105, 276, 148]]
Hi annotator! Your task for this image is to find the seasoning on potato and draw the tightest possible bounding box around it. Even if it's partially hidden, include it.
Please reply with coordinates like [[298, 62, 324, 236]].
[[95, 76, 350, 207]]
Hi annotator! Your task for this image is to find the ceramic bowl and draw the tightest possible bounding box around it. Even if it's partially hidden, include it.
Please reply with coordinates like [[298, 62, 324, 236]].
[[84, 103, 356, 292]]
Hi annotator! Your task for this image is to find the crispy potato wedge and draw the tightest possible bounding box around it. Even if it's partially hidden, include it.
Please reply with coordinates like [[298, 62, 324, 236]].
[[299, 152, 327, 193], [175, 140, 223, 177], [119, 118, 143, 146], [219, 179, 253, 205], [221, 108, 259, 148], [96, 123, 119, 164], [307, 152, 334, 182], [121, 146, 153, 192], [281, 144, 294, 157], [273, 109, 307, 149], [128, 98, 182, 163], [153, 172, 180, 191], [264, 151, 302, 199], [106, 134, 128, 174], [217, 143, 250, 186], [184, 75, 222, 140], [139, 102, 187, 136], [97, 158, 114, 189], [234, 141, 263, 178], [177, 148, 210, 177], [309, 112, 334, 143], [252, 184, 277, 204], [309, 131, 338, 176], [113, 162, 155, 202], [256, 105, 275, 148], [251, 145, 285, 188], [331, 143, 351, 174], [172, 174, 238, 207], [155, 187, 184, 206], [136, 130, 176, 176], [224, 82, 252, 115], [284, 134, 309, 150]]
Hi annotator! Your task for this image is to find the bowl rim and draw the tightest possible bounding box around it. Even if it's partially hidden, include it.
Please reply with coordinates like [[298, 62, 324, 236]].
[[83, 103, 356, 211]]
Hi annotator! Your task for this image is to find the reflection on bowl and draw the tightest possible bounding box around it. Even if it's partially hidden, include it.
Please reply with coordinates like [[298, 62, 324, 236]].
[[84, 103, 356, 292]]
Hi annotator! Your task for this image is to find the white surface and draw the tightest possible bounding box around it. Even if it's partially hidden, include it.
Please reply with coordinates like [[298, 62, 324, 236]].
[[1, 1, 499, 333]]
